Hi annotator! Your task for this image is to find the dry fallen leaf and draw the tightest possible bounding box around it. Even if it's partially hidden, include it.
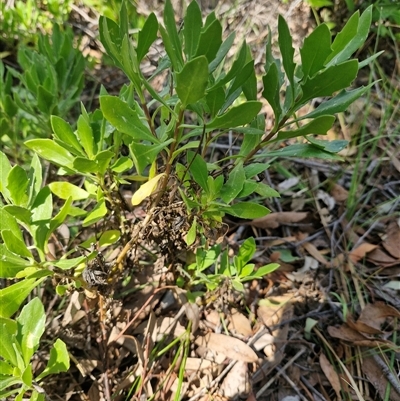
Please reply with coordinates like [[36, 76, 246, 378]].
[[219, 361, 250, 399], [382, 221, 400, 259], [228, 309, 253, 337], [319, 352, 342, 399], [330, 183, 349, 202], [251, 212, 308, 229], [358, 301, 400, 329], [348, 242, 378, 264], [195, 333, 258, 363], [367, 247, 400, 267]]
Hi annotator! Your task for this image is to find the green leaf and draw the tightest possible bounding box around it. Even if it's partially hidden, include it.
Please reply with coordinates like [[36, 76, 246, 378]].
[[37, 85, 55, 114], [300, 60, 359, 104], [210, 41, 247, 89], [52, 256, 85, 270], [195, 19, 222, 63], [326, 6, 372, 66], [0, 278, 45, 318], [130, 140, 173, 174], [306, 137, 348, 153], [207, 101, 262, 130], [226, 59, 254, 99], [238, 237, 256, 265], [243, 163, 270, 179], [73, 157, 99, 173], [185, 217, 197, 246], [300, 23, 332, 78], [25, 139, 74, 170], [162, 0, 183, 70], [36, 339, 69, 381], [49, 182, 90, 201], [49, 197, 73, 234], [99, 230, 121, 247], [0, 323, 18, 367], [51, 116, 84, 157], [278, 115, 335, 140], [265, 143, 344, 160], [31, 187, 52, 223], [16, 298, 45, 365], [111, 157, 133, 173], [223, 202, 270, 219], [0, 151, 12, 201], [245, 263, 280, 279], [176, 56, 209, 107], [0, 244, 31, 278], [0, 208, 25, 239], [82, 199, 107, 227], [100, 96, 156, 143], [262, 63, 282, 121], [1, 230, 32, 259], [76, 114, 94, 159], [188, 152, 208, 192], [184, 0, 202, 60], [95, 150, 114, 175], [208, 32, 235, 73], [278, 15, 296, 97], [242, 67, 257, 101], [205, 87, 225, 117], [220, 163, 246, 203], [7, 166, 29, 207], [137, 13, 158, 62], [299, 85, 373, 120], [28, 154, 43, 206], [255, 183, 280, 198]]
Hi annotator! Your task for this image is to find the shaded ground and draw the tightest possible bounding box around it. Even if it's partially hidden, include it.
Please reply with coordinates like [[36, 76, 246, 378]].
[[10, 0, 400, 400]]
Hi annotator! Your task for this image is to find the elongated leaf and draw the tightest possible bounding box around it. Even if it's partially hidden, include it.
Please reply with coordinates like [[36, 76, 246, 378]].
[[300, 60, 358, 103], [0, 323, 18, 367], [49, 182, 89, 200], [306, 137, 348, 153], [184, 0, 202, 60], [206, 87, 225, 117], [208, 32, 235, 73], [265, 143, 343, 160], [82, 199, 107, 227], [223, 202, 270, 219], [0, 244, 31, 278], [207, 101, 262, 130], [28, 154, 43, 206], [242, 67, 257, 101], [131, 173, 165, 205], [278, 115, 335, 140], [1, 230, 31, 259], [278, 15, 296, 98], [77, 115, 94, 159], [163, 0, 183, 70], [7, 166, 29, 207], [17, 298, 45, 365], [176, 56, 209, 107], [195, 19, 222, 63], [2, 206, 32, 226], [300, 23, 332, 78], [0, 151, 12, 201], [99, 16, 123, 69], [227, 59, 254, 99], [188, 152, 208, 192], [326, 6, 372, 66], [220, 163, 246, 203], [137, 13, 158, 62], [262, 63, 281, 121], [100, 96, 156, 143], [299, 84, 373, 119], [25, 139, 74, 169], [210, 41, 247, 90], [0, 278, 45, 318], [0, 208, 25, 239]]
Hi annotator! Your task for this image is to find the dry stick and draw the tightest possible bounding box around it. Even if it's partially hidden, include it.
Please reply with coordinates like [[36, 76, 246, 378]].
[[372, 353, 400, 396], [277, 368, 309, 401], [255, 347, 306, 398]]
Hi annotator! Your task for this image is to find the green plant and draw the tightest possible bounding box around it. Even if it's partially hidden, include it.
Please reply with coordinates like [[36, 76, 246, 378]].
[[0, 24, 85, 148], [0, 298, 70, 400], [0, 0, 377, 310], [0, 0, 72, 49], [0, 4, 379, 397], [187, 237, 279, 292]]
